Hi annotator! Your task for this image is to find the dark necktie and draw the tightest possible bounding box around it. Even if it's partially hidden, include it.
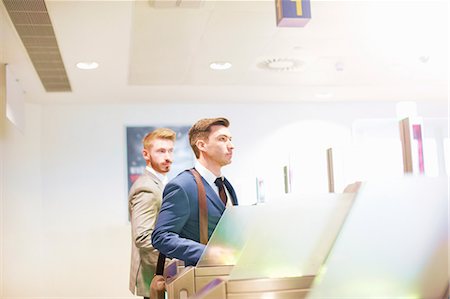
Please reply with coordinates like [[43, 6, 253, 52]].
[[214, 177, 228, 206]]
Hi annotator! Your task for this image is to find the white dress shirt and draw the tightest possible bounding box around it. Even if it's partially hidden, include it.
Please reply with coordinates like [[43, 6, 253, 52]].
[[146, 165, 168, 186], [194, 161, 232, 206], [194, 160, 221, 197]]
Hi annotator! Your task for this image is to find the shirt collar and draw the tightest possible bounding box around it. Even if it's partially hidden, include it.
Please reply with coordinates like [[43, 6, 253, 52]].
[[146, 165, 168, 186], [194, 160, 222, 187]]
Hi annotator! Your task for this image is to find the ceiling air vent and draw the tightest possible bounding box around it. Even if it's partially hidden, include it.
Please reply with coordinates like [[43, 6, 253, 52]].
[[2, 0, 71, 92], [257, 58, 304, 72]]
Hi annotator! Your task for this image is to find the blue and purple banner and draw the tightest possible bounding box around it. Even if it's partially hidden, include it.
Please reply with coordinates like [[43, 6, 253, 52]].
[[276, 0, 311, 27]]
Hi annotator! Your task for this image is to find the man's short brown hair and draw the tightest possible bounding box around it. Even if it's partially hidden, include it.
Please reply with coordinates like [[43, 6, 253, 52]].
[[189, 117, 230, 158], [143, 128, 176, 150]]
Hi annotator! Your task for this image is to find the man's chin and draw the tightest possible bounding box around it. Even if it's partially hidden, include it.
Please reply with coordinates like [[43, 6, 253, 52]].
[[156, 167, 170, 174], [221, 160, 232, 166]]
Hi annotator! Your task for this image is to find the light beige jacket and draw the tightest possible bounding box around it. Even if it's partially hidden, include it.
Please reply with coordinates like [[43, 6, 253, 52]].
[[128, 169, 163, 297]]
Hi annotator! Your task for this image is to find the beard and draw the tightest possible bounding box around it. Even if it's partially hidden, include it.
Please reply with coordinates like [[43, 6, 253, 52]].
[[155, 163, 171, 174], [150, 157, 171, 174]]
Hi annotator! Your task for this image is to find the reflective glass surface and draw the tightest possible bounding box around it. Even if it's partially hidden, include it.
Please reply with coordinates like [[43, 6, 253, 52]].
[[228, 193, 355, 280], [197, 205, 256, 267], [307, 177, 448, 299]]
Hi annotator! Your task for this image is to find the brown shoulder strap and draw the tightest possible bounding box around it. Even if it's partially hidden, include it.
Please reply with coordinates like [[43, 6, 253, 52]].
[[189, 168, 208, 245], [155, 252, 166, 275]]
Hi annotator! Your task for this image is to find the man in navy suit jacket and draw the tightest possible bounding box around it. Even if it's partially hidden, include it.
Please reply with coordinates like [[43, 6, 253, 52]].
[[152, 117, 238, 266]]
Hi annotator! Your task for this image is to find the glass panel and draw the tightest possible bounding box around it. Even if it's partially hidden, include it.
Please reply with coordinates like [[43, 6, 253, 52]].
[[228, 193, 355, 280], [197, 205, 256, 267], [307, 177, 448, 299], [444, 138, 450, 176], [421, 117, 449, 177]]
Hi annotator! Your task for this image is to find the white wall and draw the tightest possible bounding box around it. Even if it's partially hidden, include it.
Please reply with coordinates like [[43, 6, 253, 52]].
[[2, 104, 46, 298], [1, 100, 448, 299]]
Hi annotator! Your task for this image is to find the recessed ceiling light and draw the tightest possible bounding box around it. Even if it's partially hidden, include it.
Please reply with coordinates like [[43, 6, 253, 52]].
[[76, 62, 99, 70], [209, 62, 232, 70]]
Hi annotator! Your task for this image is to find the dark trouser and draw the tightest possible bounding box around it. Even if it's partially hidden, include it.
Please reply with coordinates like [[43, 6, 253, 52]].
[[144, 297, 149, 299]]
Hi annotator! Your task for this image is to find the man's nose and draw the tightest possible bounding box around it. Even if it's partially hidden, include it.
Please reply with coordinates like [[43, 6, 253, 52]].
[[165, 152, 173, 161]]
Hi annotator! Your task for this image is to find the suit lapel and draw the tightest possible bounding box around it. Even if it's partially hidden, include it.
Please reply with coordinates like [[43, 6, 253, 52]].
[[144, 169, 163, 191], [224, 178, 238, 205]]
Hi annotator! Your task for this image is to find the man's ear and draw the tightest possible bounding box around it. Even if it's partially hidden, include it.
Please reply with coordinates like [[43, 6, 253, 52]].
[[142, 148, 151, 162], [196, 139, 206, 152]]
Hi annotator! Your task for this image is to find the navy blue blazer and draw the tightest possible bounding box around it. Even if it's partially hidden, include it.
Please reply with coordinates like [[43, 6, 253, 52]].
[[151, 169, 238, 266]]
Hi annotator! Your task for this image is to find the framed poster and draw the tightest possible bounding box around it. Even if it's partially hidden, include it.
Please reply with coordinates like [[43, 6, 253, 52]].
[[126, 125, 194, 191]]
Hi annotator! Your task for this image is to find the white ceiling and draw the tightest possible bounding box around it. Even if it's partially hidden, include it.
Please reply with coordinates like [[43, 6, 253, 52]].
[[0, 0, 448, 104]]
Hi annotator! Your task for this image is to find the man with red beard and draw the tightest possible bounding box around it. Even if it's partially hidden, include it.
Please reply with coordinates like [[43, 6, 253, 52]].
[[128, 128, 176, 299]]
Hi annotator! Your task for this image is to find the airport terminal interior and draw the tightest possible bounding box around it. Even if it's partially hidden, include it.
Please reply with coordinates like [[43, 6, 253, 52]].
[[0, 0, 448, 298]]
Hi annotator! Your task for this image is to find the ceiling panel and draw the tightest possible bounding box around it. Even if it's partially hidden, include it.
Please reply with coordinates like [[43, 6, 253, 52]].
[[0, 0, 447, 103]]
